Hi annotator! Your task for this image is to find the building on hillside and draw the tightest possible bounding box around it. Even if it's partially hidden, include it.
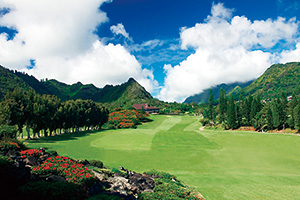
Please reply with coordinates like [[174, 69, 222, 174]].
[[132, 104, 159, 114]]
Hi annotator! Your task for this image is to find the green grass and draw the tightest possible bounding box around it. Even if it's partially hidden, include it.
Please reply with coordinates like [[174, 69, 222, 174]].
[[26, 115, 300, 200]]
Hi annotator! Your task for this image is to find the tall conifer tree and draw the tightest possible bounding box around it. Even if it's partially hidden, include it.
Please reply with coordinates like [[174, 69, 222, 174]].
[[208, 89, 214, 120], [226, 93, 237, 129]]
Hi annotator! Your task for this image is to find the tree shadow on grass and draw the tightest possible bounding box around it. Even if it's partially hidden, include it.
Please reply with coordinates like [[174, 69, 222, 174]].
[[27, 130, 105, 144]]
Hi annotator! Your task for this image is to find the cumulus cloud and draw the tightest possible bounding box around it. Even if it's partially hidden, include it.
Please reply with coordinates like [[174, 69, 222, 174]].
[[158, 3, 300, 102], [110, 23, 133, 41], [0, 0, 156, 92], [280, 43, 300, 63]]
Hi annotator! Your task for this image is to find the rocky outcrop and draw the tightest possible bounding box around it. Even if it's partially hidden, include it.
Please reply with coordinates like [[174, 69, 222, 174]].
[[90, 166, 156, 199]]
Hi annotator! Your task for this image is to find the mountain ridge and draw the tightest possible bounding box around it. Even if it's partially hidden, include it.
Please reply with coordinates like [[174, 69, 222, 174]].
[[184, 80, 254, 104], [0, 65, 154, 109], [184, 62, 300, 103]]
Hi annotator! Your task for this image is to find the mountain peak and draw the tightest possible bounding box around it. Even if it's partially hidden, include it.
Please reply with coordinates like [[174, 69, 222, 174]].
[[127, 77, 137, 84]]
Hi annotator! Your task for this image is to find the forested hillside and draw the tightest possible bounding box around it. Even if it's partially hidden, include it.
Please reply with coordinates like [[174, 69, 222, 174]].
[[0, 66, 32, 98], [241, 62, 300, 99], [0, 65, 156, 110], [184, 80, 253, 104]]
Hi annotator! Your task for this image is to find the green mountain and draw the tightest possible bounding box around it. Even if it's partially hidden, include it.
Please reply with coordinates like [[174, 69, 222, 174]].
[[241, 62, 300, 99], [184, 80, 253, 104], [41, 79, 102, 101], [0, 66, 32, 99], [0, 65, 155, 109]]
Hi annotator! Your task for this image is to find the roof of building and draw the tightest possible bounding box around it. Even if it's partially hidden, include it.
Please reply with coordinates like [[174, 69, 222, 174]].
[[132, 103, 159, 110]]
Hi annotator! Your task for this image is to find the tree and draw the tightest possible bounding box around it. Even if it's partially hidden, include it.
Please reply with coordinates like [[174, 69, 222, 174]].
[[242, 94, 253, 126], [272, 100, 281, 130], [218, 88, 227, 123], [236, 93, 244, 126], [250, 95, 262, 126], [280, 92, 288, 129], [2, 89, 29, 138], [293, 103, 300, 131], [266, 105, 274, 130], [208, 89, 214, 120], [288, 93, 297, 129], [226, 94, 237, 129]]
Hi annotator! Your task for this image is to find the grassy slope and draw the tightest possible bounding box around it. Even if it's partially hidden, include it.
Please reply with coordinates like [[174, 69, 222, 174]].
[[26, 115, 300, 200]]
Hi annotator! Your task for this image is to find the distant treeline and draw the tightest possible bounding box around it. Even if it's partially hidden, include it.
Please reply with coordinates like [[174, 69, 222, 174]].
[[0, 89, 109, 138], [202, 88, 300, 131]]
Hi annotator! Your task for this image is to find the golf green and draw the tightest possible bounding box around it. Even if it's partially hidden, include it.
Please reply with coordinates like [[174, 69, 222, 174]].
[[27, 115, 300, 200]]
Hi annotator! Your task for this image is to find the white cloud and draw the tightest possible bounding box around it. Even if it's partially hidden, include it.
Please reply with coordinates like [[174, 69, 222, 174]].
[[110, 23, 132, 41], [280, 43, 300, 63], [0, 0, 156, 92], [158, 3, 300, 102]]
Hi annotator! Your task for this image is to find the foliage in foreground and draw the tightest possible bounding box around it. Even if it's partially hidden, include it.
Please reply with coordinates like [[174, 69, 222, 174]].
[[32, 156, 95, 186], [1, 136, 204, 200], [138, 170, 204, 200], [19, 181, 87, 200]]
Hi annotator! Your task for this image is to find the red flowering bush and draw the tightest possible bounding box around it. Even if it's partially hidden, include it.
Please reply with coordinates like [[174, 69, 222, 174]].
[[105, 109, 150, 129], [106, 110, 140, 129], [0, 140, 20, 152], [32, 156, 95, 186], [20, 149, 42, 159]]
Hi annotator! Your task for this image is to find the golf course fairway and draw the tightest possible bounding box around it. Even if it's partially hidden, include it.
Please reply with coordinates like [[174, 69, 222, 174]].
[[27, 115, 300, 200]]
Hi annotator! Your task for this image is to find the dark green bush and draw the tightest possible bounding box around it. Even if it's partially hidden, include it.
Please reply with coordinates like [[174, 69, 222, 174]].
[[89, 160, 103, 168], [0, 155, 26, 198], [139, 170, 199, 200], [19, 181, 87, 200], [199, 118, 210, 126], [146, 169, 177, 180], [0, 138, 26, 153], [0, 125, 17, 139], [88, 194, 123, 200], [46, 150, 58, 156]]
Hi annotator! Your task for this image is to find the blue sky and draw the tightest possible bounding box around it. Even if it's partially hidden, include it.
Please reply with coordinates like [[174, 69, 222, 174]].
[[0, 0, 300, 102]]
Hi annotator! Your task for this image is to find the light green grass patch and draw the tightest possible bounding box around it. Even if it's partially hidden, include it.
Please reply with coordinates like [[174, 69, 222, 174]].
[[90, 129, 157, 150]]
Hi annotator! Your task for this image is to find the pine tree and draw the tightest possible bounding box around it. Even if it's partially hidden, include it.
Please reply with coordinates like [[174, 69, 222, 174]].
[[280, 92, 288, 129], [250, 95, 263, 126], [208, 89, 214, 120], [244, 94, 253, 126], [226, 93, 237, 129], [218, 88, 227, 123], [288, 92, 297, 129], [293, 103, 300, 131], [266, 105, 273, 130], [272, 100, 280, 130]]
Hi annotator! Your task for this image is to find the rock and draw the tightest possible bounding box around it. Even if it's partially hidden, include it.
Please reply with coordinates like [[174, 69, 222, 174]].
[[142, 189, 154, 193], [128, 171, 155, 194], [6, 150, 19, 159], [92, 170, 106, 181], [24, 156, 38, 166], [46, 175, 66, 182]]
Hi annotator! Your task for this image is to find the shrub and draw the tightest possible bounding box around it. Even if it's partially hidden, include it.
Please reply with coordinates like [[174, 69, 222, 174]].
[[47, 150, 58, 156], [0, 155, 24, 196], [106, 110, 143, 129], [199, 118, 210, 126], [139, 170, 202, 200], [32, 156, 95, 186], [0, 125, 17, 139], [20, 149, 42, 159], [19, 181, 87, 200], [89, 160, 103, 168], [88, 193, 123, 200], [0, 140, 21, 152]]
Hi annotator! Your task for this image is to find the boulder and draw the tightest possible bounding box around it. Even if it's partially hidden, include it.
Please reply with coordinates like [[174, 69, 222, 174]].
[[24, 156, 38, 166], [46, 175, 66, 182]]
